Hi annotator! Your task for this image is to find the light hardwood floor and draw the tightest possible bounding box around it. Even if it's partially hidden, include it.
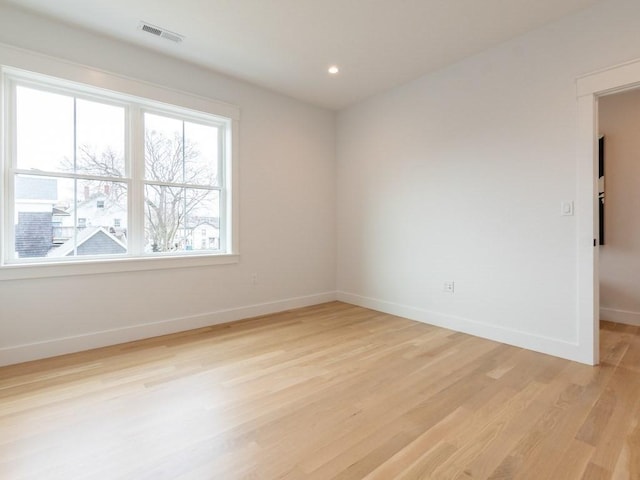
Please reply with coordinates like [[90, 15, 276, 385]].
[[1, 302, 639, 479]]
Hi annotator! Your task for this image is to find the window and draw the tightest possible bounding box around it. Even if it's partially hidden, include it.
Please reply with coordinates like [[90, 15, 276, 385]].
[[2, 67, 237, 274]]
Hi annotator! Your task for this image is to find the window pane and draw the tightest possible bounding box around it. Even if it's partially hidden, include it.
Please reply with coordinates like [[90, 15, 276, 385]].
[[186, 189, 220, 251], [144, 113, 183, 184], [76, 99, 125, 177], [185, 121, 219, 186], [144, 113, 218, 186], [66, 180, 128, 257], [14, 175, 72, 258], [144, 185, 219, 253], [16, 86, 74, 173]]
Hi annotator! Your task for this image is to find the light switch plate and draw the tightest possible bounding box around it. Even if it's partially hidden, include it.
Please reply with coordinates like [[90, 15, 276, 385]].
[[561, 201, 574, 216]]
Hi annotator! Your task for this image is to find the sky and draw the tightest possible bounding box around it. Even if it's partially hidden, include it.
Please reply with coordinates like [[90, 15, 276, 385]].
[[15, 84, 220, 217]]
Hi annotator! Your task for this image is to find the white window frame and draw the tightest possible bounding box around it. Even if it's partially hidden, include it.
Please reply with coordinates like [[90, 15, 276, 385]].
[[0, 57, 239, 281], [140, 106, 227, 255]]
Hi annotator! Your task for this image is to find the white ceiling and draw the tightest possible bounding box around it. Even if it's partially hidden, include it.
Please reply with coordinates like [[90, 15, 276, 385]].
[[5, 0, 600, 110]]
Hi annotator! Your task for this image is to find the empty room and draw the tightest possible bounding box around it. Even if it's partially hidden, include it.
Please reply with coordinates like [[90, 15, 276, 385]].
[[1, 0, 640, 478]]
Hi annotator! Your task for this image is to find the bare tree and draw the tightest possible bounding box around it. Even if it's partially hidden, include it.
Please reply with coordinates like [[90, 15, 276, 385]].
[[62, 145, 127, 203], [143, 130, 212, 251], [69, 129, 213, 251], [76, 145, 124, 180]]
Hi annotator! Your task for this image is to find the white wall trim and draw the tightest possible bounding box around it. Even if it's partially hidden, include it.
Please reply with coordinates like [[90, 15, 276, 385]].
[[337, 291, 590, 364], [576, 92, 598, 365], [0, 44, 242, 279], [0, 291, 337, 367], [577, 57, 640, 98], [0, 42, 240, 119], [600, 307, 640, 326], [0, 254, 241, 281]]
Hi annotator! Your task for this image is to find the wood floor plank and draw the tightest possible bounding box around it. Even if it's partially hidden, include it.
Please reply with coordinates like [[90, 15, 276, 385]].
[[549, 439, 593, 479], [362, 407, 469, 480], [582, 462, 612, 480], [587, 365, 640, 473], [0, 302, 638, 479]]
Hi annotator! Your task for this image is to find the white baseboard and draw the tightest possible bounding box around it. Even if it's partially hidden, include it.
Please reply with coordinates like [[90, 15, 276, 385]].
[[2, 290, 593, 368], [337, 291, 588, 364], [0, 291, 337, 367], [600, 307, 640, 326]]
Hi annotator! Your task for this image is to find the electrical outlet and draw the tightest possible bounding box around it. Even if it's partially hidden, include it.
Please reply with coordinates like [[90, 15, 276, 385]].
[[250, 273, 258, 285], [443, 281, 455, 293]]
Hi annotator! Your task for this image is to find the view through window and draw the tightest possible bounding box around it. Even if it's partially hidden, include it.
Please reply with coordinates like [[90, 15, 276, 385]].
[[4, 72, 232, 264]]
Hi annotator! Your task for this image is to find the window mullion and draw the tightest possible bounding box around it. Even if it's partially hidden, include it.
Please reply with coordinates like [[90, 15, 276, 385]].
[[142, 179, 222, 191], [73, 97, 78, 257], [129, 105, 145, 257], [219, 123, 229, 253], [3, 78, 17, 264], [13, 170, 128, 183]]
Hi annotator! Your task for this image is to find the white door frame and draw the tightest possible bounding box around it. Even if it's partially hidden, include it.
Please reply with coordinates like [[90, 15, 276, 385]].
[[576, 58, 640, 365]]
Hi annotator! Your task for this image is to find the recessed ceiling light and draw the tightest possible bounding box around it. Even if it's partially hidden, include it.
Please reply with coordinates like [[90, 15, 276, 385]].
[[328, 65, 340, 75]]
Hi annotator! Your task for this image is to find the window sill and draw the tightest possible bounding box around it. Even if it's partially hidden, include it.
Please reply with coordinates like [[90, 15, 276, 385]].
[[0, 253, 240, 281]]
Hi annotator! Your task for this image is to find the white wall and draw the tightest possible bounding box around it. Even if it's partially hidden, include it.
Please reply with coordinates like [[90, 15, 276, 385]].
[[0, 5, 336, 365], [599, 88, 640, 326], [6, 0, 640, 367], [336, 0, 640, 362]]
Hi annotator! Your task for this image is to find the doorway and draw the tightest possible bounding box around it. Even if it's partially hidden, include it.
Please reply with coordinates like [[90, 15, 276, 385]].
[[577, 59, 640, 365], [597, 89, 640, 337]]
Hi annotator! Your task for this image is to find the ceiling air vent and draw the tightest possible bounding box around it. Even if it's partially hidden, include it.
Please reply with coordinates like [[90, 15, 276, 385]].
[[138, 21, 184, 43]]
